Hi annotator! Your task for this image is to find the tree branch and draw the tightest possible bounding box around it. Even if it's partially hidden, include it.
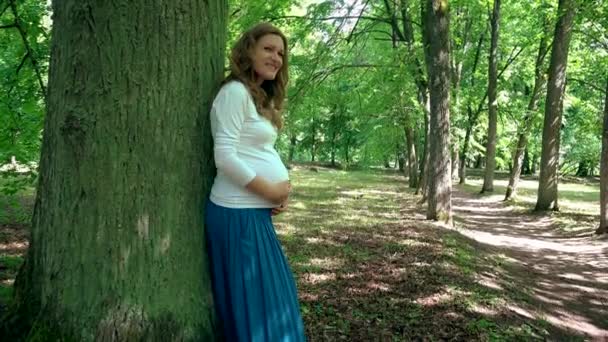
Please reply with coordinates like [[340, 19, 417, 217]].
[[15, 51, 28, 74], [346, 0, 371, 43], [574, 28, 608, 51], [268, 15, 390, 24], [471, 45, 526, 123], [382, 0, 406, 42], [9, 0, 46, 98], [0, 1, 10, 18], [0, 23, 16, 29], [568, 77, 606, 95]]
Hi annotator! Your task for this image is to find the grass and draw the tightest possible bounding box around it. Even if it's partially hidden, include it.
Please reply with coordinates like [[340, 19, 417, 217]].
[[458, 169, 600, 235], [273, 165, 600, 340], [0, 175, 33, 310], [0, 255, 23, 306], [0, 167, 603, 340]]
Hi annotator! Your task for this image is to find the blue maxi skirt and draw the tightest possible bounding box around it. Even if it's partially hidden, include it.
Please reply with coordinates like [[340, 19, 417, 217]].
[[204, 199, 306, 341]]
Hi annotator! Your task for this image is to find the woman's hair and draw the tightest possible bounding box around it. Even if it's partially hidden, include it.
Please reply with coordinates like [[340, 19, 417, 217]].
[[226, 22, 289, 129]]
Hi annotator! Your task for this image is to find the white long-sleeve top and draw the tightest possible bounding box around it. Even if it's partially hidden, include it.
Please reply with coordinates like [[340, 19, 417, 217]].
[[209, 80, 289, 208]]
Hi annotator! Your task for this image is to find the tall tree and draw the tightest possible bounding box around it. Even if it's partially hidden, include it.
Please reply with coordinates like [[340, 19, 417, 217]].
[[481, 0, 502, 193], [598, 76, 608, 235], [535, 0, 577, 211], [423, 0, 452, 225], [505, 7, 551, 201], [459, 28, 485, 185], [382, 0, 431, 194], [4, 0, 226, 339]]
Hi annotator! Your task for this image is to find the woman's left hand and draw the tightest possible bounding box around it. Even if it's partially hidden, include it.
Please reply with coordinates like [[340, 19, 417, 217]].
[[271, 200, 288, 216]]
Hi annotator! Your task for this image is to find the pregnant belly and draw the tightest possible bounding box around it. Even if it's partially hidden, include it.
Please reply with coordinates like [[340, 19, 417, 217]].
[[248, 156, 289, 183]]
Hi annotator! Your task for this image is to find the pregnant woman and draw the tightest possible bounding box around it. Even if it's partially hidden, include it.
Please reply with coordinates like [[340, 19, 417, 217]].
[[204, 22, 306, 341]]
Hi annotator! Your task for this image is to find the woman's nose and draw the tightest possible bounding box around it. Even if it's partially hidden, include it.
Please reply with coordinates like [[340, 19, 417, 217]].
[[273, 53, 282, 63]]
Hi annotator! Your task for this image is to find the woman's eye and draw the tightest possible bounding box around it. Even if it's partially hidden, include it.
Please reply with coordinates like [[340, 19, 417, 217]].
[[264, 47, 272, 51]]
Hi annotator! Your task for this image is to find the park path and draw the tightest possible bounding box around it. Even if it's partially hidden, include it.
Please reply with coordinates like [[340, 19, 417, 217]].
[[450, 187, 608, 340]]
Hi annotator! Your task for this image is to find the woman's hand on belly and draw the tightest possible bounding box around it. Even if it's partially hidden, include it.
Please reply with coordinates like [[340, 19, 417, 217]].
[[246, 177, 291, 204], [271, 198, 289, 216]]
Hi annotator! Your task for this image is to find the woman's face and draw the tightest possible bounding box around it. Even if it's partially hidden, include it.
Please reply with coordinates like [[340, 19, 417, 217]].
[[251, 34, 284, 85]]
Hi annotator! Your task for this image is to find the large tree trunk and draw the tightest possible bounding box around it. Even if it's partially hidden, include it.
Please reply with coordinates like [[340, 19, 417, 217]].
[[481, 0, 501, 193], [597, 77, 608, 235], [6, 1, 226, 340], [535, 0, 576, 211], [424, 0, 452, 225], [505, 12, 550, 201], [405, 127, 419, 188], [416, 0, 433, 202]]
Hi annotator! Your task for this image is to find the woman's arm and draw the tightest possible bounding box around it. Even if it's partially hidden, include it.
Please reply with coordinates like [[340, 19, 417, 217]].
[[211, 82, 289, 204], [246, 177, 290, 205]]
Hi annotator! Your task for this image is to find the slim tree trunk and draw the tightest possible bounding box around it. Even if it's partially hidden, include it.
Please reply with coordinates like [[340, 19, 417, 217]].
[[505, 11, 550, 200], [311, 118, 316, 162], [330, 130, 336, 167], [523, 148, 531, 174], [385, 0, 431, 197], [5, 1, 226, 340], [424, 0, 452, 225], [459, 30, 485, 185], [288, 135, 296, 163], [459, 108, 473, 184], [406, 127, 419, 188], [416, 103, 431, 199], [597, 77, 608, 235], [481, 0, 501, 193], [452, 147, 459, 179], [536, 0, 576, 211]]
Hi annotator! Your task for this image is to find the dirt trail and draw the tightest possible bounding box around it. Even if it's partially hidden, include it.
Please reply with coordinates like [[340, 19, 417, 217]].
[[451, 188, 608, 340]]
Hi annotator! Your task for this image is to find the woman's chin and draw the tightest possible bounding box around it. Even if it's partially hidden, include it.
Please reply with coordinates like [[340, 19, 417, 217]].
[[262, 73, 277, 81]]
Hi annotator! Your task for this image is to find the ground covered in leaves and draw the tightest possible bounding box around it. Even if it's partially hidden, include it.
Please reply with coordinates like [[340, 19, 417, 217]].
[[1, 167, 606, 340], [274, 166, 607, 341]]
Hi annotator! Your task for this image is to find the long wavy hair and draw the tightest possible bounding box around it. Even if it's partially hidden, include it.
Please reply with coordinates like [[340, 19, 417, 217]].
[[225, 23, 289, 129]]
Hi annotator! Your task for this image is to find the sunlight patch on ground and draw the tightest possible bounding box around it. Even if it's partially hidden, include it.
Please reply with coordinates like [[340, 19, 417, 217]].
[[302, 272, 336, 284], [476, 275, 503, 291], [544, 310, 608, 338], [470, 304, 499, 316], [330, 198, 347, 205], [415, 290, 454, 307], [300, 292, 319, 301], [557, 273, 587, 281], [291, 201, 307, 210], [533, 293, 564, 306], [457, 229, 608, 253], [305, 257, 344, 270], [360, 189, 401, 196], [274, 222, 298, 236], [0, 241, 28, 253], [460, 178, 599, 215], [366, 281, 390, 292], [398, 238, 430, 247], [411, 261, 432, 268], [390, 267, 408, 276], [453, 203, 518, 213], [304, 236, 341, 247], [506, 304, 536, 319], [596, 275, 608, 283]]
